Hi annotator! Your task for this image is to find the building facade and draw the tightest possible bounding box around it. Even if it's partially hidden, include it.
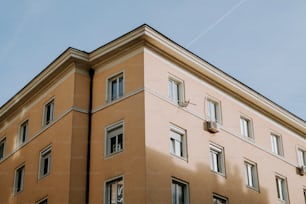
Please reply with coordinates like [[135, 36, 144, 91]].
[[0, 24, 305, 204]]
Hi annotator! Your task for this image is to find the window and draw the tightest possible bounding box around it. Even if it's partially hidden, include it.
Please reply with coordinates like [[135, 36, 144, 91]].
[[240, 117, 253, 139], [275, 176, 289, 202], [43, 100, 54, 126], [244, 161, 259, 190], [0, 138, 6, 160], [19, 120, 28, 145], [207, 98, 221, 123], [39, 147, 52, 178], [170, 125, 187, 159], [106, 122, 123, 156], [210, 144, 225, 175], [271, 133, 283, 156], [172, 178, 189, 204], [108, 73, 124, 102], [297, 148, 306, 166], [105, 177, 124, 204], [168, 78, 184, 104], [37, 198, 48, 204], [213, 194, 228, 204], [14, 165, 25, 194]]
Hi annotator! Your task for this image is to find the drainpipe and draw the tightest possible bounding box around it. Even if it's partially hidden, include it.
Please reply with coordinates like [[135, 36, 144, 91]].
[[85, 68, 94, 204]]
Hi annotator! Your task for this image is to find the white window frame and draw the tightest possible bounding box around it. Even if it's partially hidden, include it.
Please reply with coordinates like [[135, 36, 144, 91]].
[[105, 121, 124, 157], [206, 98, 222, 123], [171, 178, 189, 204], [168, 77, 185, 104], [105, 176, 124, 204], [275, 175, 289, 202], [297, 148, 306, 167], [0, 137, 6, 161], [39, 146, 52, 179], [169, 124, 187, 159], [43, 99, 54, 126], [107, 72, 124, 102], [244, 160, 259, 191], [271, 133, 284, 156], [213, 193, 228, 204], [240, 116, 253, 139], [19, 120, 29, 145], [36, 197, 48, 204], [209, 143, 226, 176], [14, 164, 25, 194]]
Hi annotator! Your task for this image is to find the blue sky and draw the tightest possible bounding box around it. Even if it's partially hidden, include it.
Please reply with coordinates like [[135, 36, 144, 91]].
[[0, 0, 305, 120]]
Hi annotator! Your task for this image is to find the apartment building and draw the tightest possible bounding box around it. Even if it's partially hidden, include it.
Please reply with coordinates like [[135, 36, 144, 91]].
[[0, 24, 305, 204]]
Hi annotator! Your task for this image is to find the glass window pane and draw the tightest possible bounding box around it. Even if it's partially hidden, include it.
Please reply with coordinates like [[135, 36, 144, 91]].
[[111, 80, 117, 100], [119, 76, 123, 97], [0, 139, 5, 160]]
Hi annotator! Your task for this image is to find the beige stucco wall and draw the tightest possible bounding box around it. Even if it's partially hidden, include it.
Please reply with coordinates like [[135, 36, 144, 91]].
[[89, 50, 147, 203], [0, 65, 90, 204], [143, 47, 306, 203]]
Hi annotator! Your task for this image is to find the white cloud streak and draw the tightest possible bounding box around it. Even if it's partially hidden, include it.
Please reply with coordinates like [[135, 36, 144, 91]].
[[187, 0, 248, 48]]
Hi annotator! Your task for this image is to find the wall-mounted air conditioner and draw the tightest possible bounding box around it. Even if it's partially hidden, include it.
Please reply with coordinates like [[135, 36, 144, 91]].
[[298, 165, 306, 175], [206, 121, 220, 133], [178, 100, 190, 107]]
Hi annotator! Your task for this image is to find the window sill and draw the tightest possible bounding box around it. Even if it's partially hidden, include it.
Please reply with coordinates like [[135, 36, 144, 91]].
[[246, 185, 259, 192], [105, 150, 123, 159], [170, 153, 188, 162], [38, 173, 50, 181], [211, 170, 226, 178]]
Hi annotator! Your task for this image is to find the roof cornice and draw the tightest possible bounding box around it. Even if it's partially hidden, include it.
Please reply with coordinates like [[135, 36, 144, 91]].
[[0, 24, 304, 136]]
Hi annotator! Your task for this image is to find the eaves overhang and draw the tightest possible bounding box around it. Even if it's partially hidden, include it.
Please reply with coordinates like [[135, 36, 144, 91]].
[[0, 48, 90, 120], [0, 24, 305, 137]]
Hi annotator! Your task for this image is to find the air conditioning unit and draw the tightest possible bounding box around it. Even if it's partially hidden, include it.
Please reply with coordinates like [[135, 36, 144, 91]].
[[206, 121, 220, 133], [178, 100, 190, 107], [298, 165, 306, 175]]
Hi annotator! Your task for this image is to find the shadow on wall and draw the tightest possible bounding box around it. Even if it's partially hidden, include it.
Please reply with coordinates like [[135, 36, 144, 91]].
[[145, 147, 270, 204]]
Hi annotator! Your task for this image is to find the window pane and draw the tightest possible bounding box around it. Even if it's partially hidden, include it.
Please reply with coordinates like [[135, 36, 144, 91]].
[[213, 196, 227, 204], [0, 139, 5, 160], [276, 177, 287, 201], [119, 76, 123, 97], [15, 166, 25, 193], [106, 123, 124, 156], [111, 79, 117, 100], [43, 157, 49, 175], [20, 121, 28, 144], [172, 180, 187, 204], [271, 135, 278, 154], [110, 137, 117, 153], [168, 79, 182, 103], [106, 178, 123, 204], [211, 151, 218, 172], [208, 100, 219, 122], [240, 118, 250, 137], [298, 149, 306, 166], [38, 199, 48, 204], [108, 74, 124, 102], [117, 134, 123, 151], [44, 101, 54, 125], [246, 163, 253, 187], [170, 128, 185, 158], [210, 145, 224, 174]]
